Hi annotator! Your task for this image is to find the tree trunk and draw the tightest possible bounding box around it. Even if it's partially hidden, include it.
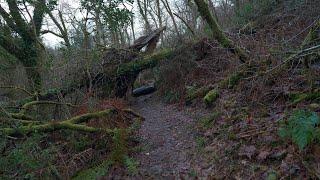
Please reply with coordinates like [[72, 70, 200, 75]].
[[193, 0, 248, 63]]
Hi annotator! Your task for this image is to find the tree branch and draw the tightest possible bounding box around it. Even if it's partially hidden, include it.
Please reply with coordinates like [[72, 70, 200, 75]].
[[6, 0, 32, 40], [0, 4, 18, 32], [41, 29, 64, 38], [1, 109, 116, 136]]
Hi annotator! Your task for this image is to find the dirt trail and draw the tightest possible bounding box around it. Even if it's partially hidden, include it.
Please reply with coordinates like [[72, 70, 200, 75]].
[[131, 95, 199, 178]]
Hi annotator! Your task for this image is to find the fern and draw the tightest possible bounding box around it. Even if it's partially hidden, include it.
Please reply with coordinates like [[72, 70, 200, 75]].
[[278, 109, 320, 150]]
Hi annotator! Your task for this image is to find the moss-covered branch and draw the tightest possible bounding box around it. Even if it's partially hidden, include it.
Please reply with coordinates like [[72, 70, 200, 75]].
[[19, 101, 78, 115], [1, 109, 116, 136], [107, 49, 173, 77]]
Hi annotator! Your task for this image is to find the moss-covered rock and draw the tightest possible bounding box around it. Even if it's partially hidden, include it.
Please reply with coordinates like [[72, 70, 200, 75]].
[[185, 85, 214, 104], [203, 88, 219, 106]]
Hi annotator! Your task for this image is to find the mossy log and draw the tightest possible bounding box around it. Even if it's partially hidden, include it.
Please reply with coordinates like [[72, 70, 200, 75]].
[[1, 109, 116, 136], [203, 88, 219, 106], [108, 49, 172, 77], [193, 0, 248, 63]]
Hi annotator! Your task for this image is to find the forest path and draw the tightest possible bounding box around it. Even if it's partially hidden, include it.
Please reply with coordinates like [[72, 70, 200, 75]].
[[130, 94, 200, 178]]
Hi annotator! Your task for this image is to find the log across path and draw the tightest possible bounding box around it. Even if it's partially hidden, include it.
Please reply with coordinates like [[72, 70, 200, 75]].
[[131, 95, 200, 178]]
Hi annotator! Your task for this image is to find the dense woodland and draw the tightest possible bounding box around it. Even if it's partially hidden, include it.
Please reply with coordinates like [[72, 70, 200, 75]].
[[0, 0, 320, 179]]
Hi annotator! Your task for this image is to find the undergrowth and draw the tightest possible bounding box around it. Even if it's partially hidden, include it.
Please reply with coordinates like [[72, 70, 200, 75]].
[[0, 134, 58, 179], [278, 109, 320, 150]]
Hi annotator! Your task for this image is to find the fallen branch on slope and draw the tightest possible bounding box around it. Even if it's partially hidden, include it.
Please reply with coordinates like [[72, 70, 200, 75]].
[[0, 109, 117, 136]]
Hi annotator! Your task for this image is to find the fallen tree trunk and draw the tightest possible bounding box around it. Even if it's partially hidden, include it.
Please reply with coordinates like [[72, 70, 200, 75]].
[[36, 49, 173, 100]]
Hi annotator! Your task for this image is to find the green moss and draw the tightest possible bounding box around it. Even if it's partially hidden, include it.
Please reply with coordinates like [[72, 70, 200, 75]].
[[186, 86, 213, 103], [203, 88, 219, 106], [113, 49, 172, 77]]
